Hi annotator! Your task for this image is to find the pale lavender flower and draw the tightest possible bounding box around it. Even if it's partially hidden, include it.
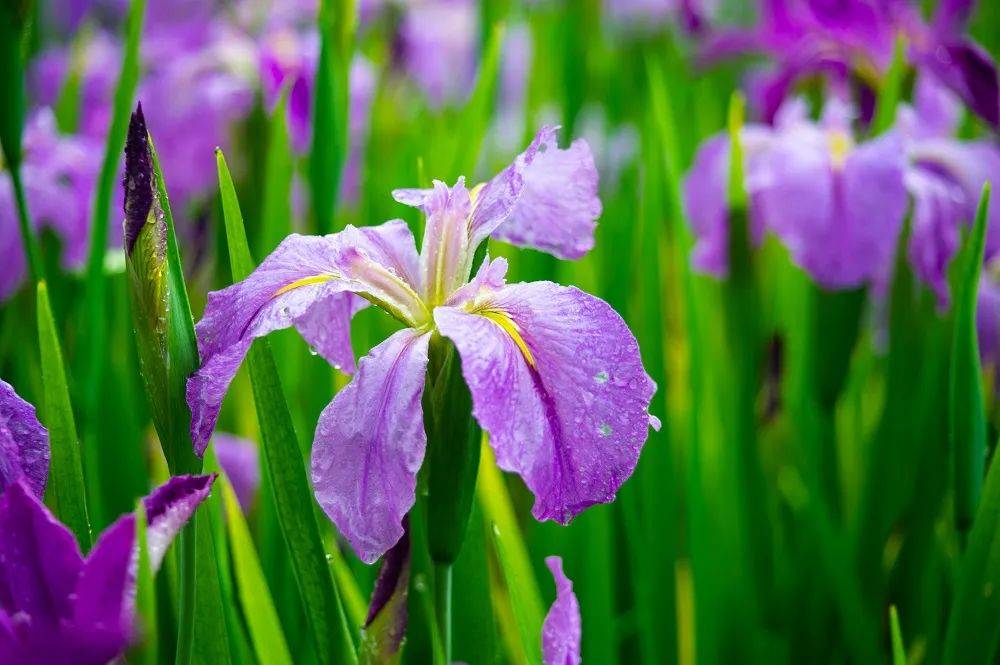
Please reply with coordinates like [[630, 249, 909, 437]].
[[398, 0, 478, 108], [0, 379, 49, 498], [0, 474, 215, 664], [898, 73, 1000, 308], [214, 433, 261, 514], [0, 108, 102, 301], [187, 126, 651, 564], [542, 556, 581, 665]]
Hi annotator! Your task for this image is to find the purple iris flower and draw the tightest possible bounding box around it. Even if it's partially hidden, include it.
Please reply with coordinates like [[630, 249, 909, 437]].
[[701, 0, 998, 129], [187, 126, 657, 564], [542, 556, 581, 665], [397, 0, 478, 108], [684, 98, 909, 288], [0, 379, 49, 498], [258, 27, 376, 201], [0, 109, 102, 301], [0, 474, 215, 664], [898, 73, 1000, 308], [977, 261, 1000, 379], [214, 433, 261, 514]]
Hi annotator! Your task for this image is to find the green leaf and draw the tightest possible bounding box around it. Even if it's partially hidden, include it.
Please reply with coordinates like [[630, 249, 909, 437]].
[[310, 0, 356, 234], [889, 605, 905, 665], [943, 439, 1000, 663], [37, 281, 92, 550], [221, 473, 294, 665], [259, 88, 294, 256], [478, 441, 544, 665], [190, 508, 234, 664], [871, 35, 907, 137], [950, 185, 990, 536], [79, 0, 145, 520], [130, 503, 159, 665], [448, 22, 504, 178], [217, 149, 357, 665], [53, 23, 91, 134]]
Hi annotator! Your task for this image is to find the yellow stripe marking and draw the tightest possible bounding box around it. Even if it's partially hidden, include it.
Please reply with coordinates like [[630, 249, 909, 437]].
[[477, 308, 536, 368], [272, 274, 334, 297]]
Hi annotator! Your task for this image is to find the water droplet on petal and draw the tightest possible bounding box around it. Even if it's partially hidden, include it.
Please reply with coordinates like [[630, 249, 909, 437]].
[[598, 422, 612, 437]]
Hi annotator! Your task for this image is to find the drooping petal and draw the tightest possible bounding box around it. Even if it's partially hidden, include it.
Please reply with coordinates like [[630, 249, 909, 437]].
[[542, 556, 581, 665], [311, 329, 431, 564], [919, 38, 1000, 130], [0, 480, 83, 629], [187, 221, 424, 454], [435, 282, 657, 524], [214, 434, 261, 514], [758, 126, 908, 288], [683, 135, 731, 277], [142, 474, 216, 571], [70, 515, 136, 663], [905, 165, 966, 309], [492, 130, 602, 260], [0, 379, 49, 498], [360, 520, 410, 662]]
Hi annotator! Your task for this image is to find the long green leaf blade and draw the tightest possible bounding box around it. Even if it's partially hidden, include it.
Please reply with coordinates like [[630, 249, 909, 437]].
[[36, 281, 92, 550], [217, 149, 357, 665], [950, 185, 990, 537], [221, 473, 293, 665], [478, 441, 544, 665]]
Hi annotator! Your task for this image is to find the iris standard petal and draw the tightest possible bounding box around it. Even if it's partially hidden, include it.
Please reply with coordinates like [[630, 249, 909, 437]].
[[0, 379, 49, 498], [493, 131, 602, 260], [187, 221, 425, 454], [311, 329, 431, 564], [919, 38, 1000, 130], [542, 556, 581, 665], [418, 180, 474, 305], [435, 282, 657, 524]]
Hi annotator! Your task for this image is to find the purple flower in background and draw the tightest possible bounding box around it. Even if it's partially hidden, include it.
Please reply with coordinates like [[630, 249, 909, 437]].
[[684, 98, 908, 288], [542, 556, 581, 665], [258, 27, 376, 200], [0, 109, 102, 301], [187, 126, 653, 564], [0, 474, 215, 664], [702, 0, 999, 128], [214, 433, 261, 514], [0, 379, 49, 498], [398, 0, 478, 107], [897, 73, 1000, 308], [977, 261, 1000, 378]]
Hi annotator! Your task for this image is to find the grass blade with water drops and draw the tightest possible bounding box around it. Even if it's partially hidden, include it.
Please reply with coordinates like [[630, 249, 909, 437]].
[[217, 149, 357, 665], [37, 281, 92, 550]]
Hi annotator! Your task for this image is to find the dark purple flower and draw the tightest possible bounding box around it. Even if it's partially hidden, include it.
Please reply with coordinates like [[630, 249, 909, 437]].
[[398, 0, 478, 108], [213, 433, 261, 514], [701, 0, 999, 128], [0, 474, 215, 664], [542, 556, 581, 665], [187, 127, 653, 564], [0, 379, 48, 498]]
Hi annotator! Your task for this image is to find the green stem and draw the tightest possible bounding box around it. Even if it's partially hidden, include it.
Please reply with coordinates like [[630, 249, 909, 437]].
[[174, 522, 198, 665], [10, 166, 44, 284], [434, 562, 452, 664]]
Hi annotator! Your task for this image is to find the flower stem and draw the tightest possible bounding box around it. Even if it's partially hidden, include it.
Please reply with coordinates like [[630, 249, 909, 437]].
[[434, 561, 452, 664]]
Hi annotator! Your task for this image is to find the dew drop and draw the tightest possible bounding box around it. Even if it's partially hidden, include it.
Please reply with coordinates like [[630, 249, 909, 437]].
[[308, 346, 319, 356], [598, 422, 612, 437], [594, 370, 609, 384]]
